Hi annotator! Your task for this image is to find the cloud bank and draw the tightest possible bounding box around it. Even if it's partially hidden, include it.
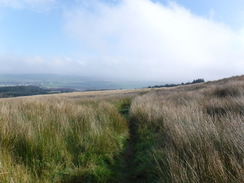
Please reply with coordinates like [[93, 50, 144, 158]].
[[64, 0, 244, 81], [1, 0, 244, 82], [0, 54, 85, 75]]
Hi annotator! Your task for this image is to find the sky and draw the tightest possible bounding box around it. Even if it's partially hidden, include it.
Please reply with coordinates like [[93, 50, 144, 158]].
[[0, 0, 244, 82]]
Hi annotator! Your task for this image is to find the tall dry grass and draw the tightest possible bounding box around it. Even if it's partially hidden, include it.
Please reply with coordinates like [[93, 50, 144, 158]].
[[0, 95, 130, 182], [0, 80, 243, 182], [130, 81, 244, 182]]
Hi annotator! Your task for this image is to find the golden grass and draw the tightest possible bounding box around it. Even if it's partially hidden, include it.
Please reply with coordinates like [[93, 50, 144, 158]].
[[0, 77, 243, 182], [129, 78, 244, 182], [0, 88, 146, 182]]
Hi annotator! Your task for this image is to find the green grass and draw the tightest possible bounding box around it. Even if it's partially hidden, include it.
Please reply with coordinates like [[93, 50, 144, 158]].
[[0, 96, 131, 182]]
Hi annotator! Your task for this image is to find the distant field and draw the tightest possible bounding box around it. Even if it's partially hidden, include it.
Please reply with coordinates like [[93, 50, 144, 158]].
[[0, 76, 243, 182], [0, 86, 75, 98]]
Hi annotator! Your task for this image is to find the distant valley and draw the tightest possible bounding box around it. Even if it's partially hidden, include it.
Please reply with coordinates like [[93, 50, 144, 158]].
[[0, 74, 161, 91]]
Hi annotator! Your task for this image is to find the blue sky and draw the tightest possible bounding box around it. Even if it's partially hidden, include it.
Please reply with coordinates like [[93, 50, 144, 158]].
[[0, 0, 244, 82]]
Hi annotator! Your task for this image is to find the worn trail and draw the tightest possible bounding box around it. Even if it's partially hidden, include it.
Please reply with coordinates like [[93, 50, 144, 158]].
[[117, 101, 138, 183]]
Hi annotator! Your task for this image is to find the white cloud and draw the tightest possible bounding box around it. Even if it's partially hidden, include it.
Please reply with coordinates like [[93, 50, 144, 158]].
[[1, 0, 244, 82], [64, 0, 244, 82]]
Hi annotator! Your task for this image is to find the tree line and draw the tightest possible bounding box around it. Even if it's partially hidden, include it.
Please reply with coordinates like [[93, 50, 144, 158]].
[[148, 79, 205, 88]]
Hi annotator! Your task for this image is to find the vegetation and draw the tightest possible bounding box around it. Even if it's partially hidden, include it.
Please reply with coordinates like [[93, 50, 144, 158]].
[[0, 89, 147, 182], [149, 78, 205, 88], [0, 76, 243, 182], [130, 76, 244, 182]]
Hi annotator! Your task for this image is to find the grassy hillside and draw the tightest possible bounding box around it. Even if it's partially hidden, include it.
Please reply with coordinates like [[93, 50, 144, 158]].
[[0, 76, 243, 182], [0, 89, 147, 182], [129, 76, 244, 182]]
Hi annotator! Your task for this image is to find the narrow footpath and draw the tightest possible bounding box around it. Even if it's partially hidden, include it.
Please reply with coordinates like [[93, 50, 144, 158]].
[[117, 100, 138, 183]]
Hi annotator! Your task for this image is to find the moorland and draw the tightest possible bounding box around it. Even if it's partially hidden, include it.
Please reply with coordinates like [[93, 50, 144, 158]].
[[0, 75, 243, 183]]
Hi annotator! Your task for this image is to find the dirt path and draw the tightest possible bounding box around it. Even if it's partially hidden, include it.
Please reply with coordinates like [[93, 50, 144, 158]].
[[119, 119, 137, 183], [117, 101, 137, 183]]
